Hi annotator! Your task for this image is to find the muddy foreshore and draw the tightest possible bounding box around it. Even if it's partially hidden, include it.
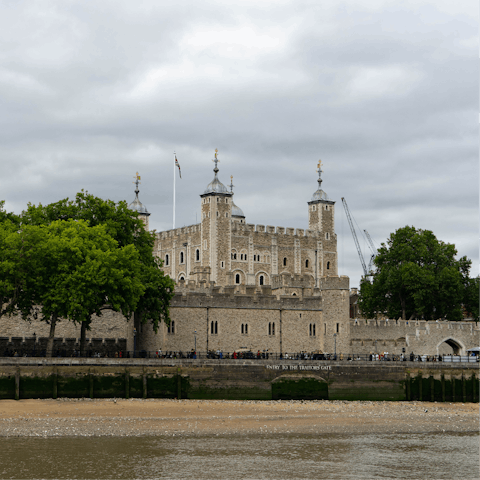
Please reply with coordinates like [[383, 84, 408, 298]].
[[0, 398, 477, 437]]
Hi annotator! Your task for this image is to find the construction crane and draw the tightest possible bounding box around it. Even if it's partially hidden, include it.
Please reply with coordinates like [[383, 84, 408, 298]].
[[364, 229, 377, 274], [341, 197, 368, 277]]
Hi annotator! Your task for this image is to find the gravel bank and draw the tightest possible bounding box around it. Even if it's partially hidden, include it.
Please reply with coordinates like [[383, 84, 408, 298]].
[[0, 399, 477, 437]]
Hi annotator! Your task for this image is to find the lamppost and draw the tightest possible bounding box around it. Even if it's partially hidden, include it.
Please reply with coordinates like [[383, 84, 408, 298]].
[[194, 329, 197, 358], [333, 333, 337, 359], [133, 327, 137, 358]]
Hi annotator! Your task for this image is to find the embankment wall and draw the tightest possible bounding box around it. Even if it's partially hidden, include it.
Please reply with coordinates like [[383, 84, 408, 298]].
[[0, 359, 477, 402]]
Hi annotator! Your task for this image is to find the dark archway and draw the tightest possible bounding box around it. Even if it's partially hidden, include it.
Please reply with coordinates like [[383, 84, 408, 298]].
[[437, 338, 464, 355]]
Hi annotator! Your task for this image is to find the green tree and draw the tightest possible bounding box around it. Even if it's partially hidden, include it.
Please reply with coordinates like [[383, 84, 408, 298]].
[[0, 220, 145, 356], [21, 191, 175, 353], [358, 226, 475, 321]]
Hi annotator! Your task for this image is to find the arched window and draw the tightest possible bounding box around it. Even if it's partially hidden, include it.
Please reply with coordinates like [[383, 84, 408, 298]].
[[272, 322, 275, 335], [240, 254, 244, 260], [327, 261, 330, 270], [283, 257, 287, 266], [168, 320, 175, 334], [325, 205, 329, 211], [241, 324, 244, 334], [165, 254, 170, 266], [245, 324, 248, 334], [215, 321, 218, 334], [179, 276, 185, 281], [211, 321, 214, 334], [292, 292, 297, 296], [196, 249, 200, 261], [309, 324, 312, 336], [268, 323, 271, 335], [259, 275, 264, 286], [305, 259, 309, 268], [235, 273, 240, 284], [180, 251, 184, 264], [326, 233, 329, 240], [313, 324, 316, 336], [245, 254, 247, 261]]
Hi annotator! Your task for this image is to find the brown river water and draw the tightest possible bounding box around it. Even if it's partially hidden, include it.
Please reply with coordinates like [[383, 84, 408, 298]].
[[0, 432, 478, 480]]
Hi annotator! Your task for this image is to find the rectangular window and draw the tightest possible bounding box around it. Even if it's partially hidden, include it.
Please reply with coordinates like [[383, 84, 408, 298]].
[[336, 323, 339, 333], [221, 261, 225, 268]]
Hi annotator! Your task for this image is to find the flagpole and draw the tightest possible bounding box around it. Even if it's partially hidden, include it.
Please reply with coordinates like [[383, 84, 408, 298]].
[[173, 151, 176, 230]]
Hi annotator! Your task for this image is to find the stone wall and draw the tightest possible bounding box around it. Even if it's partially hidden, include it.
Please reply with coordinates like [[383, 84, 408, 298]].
[[349, 318, 479, 355]]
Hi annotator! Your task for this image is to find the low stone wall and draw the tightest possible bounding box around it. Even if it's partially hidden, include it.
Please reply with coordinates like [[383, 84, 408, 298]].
[[0, 359, 477, 402]]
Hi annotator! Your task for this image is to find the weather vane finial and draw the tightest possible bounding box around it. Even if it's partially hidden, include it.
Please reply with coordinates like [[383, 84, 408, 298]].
[[229, 175, 234, 193], [212, 149, 220, 172], [133, 172, 141, 196]]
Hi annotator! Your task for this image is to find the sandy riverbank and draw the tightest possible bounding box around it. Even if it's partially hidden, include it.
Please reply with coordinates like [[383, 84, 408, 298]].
[[0, 399, 477, 437]]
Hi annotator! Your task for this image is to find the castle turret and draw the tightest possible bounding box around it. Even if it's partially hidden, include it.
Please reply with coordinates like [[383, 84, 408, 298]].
[[128, 172, 150, 230], [199, 150, 233, 284], [308, 161, 337, 276]]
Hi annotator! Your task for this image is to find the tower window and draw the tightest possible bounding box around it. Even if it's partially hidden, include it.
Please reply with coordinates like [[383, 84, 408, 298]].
[[283, 257, 287, 266], [272, 322, 275, 335], [325, 205, 328, 210], [235, 273, 240, 284], [180, 251, 184, 264], [305, 259, 309, 268], [240, 254, 244, 260], [309, 324, 312, 336], [312, 205, 316, 211], [245, 323, 248, 334], [196, 249, 200, 261], [165, 254, 170, 266], [217, 211, 219, 217], [268, 323, 271, 335], [217, 197, 219, 202], [313, 324, 316, 336], [225, 213, 228, 217], [336, 323, 340, 333], [221, 261, 225, 268], [327, 261, 330, 270], [168, 320, 175, 334], [259, 275, 264, 286], [326, 233, 329, 240]]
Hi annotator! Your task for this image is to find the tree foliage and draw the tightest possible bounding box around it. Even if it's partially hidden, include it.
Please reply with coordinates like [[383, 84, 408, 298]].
[[0, 220, 145, 355], [358, 226, 477, 321], [1, 192, 175, 356]]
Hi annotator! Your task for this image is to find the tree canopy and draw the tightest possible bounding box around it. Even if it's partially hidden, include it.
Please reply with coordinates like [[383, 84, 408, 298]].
[[358, 226, 478, 321], [0, 192, 175, 356]]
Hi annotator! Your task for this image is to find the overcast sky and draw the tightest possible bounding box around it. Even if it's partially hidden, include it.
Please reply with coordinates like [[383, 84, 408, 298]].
[[0, 0, 477, 288]]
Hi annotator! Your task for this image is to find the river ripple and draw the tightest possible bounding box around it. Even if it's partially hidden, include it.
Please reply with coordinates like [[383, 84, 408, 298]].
[[0, 432, 478, 479]]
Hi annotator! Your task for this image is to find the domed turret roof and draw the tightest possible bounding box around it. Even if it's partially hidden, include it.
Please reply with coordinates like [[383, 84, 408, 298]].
[[204, 176, 228, 194], [204, 150, 229, 194], [129, 196, 149, 214], [129, 172, 150, 216], [310, 161, 330, 202], [231, 200, 245, 217]]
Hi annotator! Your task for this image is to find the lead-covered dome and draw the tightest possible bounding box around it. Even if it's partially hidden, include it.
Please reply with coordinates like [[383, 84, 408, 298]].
[[310, 161, 330, 202], [129, 195, 149, 214], [311, 188, 329, 201], [231, 200, 245, 218], [204, 175, 228, 194]]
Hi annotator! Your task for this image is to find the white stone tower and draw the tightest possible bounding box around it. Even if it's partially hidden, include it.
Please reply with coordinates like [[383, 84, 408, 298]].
[[307, 161, 338, 277], [199, 150, 233, 285]]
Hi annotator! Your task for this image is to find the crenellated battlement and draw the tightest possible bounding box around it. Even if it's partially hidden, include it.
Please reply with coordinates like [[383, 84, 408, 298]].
[[230, 222, 321, 237], [171, 289, 323, 310]]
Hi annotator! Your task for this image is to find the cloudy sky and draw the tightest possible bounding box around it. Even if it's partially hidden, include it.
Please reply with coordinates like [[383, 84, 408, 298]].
[[1, 0, 477, 287]]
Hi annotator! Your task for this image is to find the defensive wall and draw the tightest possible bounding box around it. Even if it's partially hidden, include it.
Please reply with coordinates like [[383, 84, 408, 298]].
[[0, 358, 477, 402], [349, 319, 479, 356]]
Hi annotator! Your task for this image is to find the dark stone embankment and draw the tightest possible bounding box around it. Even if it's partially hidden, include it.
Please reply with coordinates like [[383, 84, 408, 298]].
[[0, 358, 477, 402]]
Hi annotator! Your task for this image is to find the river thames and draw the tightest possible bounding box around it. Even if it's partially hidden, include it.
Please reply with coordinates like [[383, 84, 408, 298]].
[[0, 432, 478, 479]]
